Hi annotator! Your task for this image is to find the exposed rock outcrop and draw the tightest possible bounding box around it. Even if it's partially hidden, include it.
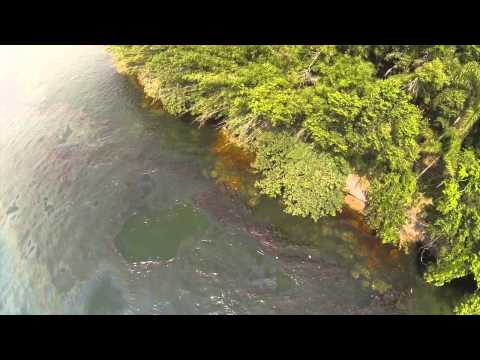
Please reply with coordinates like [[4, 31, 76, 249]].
[[343, 173, 431, 246], [344, 174, 369, 214], [399, 197, 432, 247]]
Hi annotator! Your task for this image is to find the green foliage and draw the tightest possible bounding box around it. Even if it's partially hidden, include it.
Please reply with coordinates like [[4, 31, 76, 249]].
[[415, 58, 450, 94], [455, 255, 480, 314], [425, 149, 480, 313], [304, 76, 422, 174], [432, 88, 467, 130], [253, 132, 350, 221], [455, 292, 480, 315], [107, 45, 157, 75], [366, 171, 417, 245], [441, 62, 480, 176], [248, 78, 308, 127]]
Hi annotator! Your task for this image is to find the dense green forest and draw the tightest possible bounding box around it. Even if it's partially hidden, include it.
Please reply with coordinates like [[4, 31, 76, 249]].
[[107, 45, 480, 314]]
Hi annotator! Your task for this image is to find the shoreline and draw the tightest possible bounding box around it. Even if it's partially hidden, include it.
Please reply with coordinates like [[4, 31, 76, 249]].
[[129, 70, 429, 252]]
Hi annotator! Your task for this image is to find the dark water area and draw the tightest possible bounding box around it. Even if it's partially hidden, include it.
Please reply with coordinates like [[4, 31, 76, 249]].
[[0, 46, 461, 314]]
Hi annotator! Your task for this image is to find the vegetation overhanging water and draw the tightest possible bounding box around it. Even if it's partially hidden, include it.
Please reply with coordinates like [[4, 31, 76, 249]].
[[0, 45, 476, 314], [108, 45, 480, 314]]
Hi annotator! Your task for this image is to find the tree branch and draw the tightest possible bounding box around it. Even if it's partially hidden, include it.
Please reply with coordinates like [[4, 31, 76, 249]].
[[417, 156, 441, 180]]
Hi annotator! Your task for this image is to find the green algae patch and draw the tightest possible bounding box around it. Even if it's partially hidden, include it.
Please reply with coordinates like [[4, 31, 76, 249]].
[[115, 203, 210, 263]]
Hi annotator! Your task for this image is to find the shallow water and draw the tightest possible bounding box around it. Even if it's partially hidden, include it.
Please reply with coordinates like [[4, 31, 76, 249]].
[[0, 46, 459, 314]]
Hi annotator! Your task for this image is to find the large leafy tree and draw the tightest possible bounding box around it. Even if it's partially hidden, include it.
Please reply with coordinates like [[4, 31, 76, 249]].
[[253, 132, 350, 221]]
